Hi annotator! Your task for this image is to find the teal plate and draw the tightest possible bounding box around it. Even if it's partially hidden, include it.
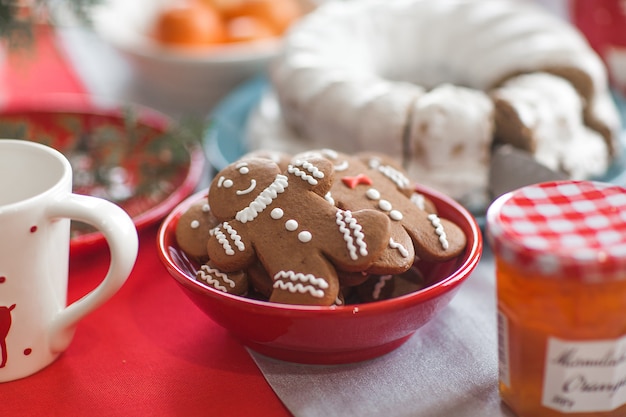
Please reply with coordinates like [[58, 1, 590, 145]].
[[204, 76, 269, 172]]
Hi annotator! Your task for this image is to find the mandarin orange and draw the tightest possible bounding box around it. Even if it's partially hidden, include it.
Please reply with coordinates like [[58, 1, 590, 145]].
[[227, 0, 302, 35], [152, 0, 226, 46], [225, 15, 275, 43]]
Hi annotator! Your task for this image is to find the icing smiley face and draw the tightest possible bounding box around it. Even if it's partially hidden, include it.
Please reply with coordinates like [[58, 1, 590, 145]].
[[217, 162, 255, 194], [206, 156, 392, 306], [209, 159, 284, 220]]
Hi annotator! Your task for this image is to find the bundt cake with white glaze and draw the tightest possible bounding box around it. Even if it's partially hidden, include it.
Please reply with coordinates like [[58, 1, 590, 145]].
[[247, 0, 621, 208]]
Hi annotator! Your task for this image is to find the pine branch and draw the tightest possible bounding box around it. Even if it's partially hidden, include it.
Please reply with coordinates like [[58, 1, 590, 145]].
[[0, 0, 102, 49]]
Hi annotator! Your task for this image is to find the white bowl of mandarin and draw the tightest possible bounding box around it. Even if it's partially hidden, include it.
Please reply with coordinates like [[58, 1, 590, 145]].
[[91, 0, 309, 113]]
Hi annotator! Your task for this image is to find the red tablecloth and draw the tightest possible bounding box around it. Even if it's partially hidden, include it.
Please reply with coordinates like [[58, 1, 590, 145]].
[[0, 26, 290, 417]]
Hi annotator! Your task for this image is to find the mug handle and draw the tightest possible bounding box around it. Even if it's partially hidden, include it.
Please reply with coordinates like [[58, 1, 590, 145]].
[[45, 193, 138, 353]]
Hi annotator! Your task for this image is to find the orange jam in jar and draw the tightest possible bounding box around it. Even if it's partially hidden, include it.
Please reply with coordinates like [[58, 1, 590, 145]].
[[486, 181, 626, 417]]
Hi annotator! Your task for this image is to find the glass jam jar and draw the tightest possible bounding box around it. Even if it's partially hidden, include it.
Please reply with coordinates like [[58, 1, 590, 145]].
[[486, 180, 626, 417]]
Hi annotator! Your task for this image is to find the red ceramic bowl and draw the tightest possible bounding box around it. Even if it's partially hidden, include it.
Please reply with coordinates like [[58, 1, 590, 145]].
[[157, 185, 483, 364]]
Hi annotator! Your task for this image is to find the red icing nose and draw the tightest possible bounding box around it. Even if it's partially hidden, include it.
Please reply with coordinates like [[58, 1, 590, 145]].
[[341, 174, 373, 189]]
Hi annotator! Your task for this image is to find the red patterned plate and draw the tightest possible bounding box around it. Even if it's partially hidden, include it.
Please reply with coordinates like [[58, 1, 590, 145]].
[[0, 95, 205, 254]]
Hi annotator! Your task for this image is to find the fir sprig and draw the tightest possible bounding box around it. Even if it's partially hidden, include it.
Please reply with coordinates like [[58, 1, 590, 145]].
[[0, 0, 101, 49]]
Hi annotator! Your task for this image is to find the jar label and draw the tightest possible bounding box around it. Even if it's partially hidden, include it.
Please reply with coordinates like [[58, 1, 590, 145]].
[[497, 310, 511, 388], [542, 336, 626, 412]]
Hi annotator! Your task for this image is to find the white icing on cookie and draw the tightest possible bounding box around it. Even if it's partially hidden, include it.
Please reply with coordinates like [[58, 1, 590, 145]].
[[325, 192, 335, 205], [368, 158, 410, 189], [389, 237, 409, 258], [410, 193, 426, 211], [366, 188, 381, 200], [223, 223, 245, 251], [389, 210, 403, 221], [273, 270, 329, 298], [285, 219, 298, 231], [236, 179, 257, 195], [333, 160, 349, 172], [320, 148, 338, 159], [373, 274, 393, 300], [202, 203, 210, 212], [270, 207, 284, 219], [211, 226, 234, 256], [197, 264, 236, 292], [190, 220, 200, 229], [236, 174, 288, 223], [217, 176, 233, 188], [366, 190, 404, 221], [298, 231, 312, 242], [288, 160, 324, 185], [379, 199, 392, 211], [427, 213, 449, 250], [336, 210, 368, 260], [236, 162, 250, 174]]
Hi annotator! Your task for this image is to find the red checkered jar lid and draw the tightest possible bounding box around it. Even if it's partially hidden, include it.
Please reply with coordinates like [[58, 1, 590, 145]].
[[486, 181, 626, 282]]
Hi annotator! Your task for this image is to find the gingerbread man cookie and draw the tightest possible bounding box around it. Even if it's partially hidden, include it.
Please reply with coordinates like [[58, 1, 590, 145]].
[[175, 150, 291, 262], [206, 156, 392, 306], [195, 260, 248, 296], [242, 149, 292, 171], [175, 196, 217, 262], [175, 198, 251, 295], [295, 149, 467, 271]]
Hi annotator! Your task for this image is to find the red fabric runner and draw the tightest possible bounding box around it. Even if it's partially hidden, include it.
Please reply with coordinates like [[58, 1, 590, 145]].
[[0, 26, 290, 417], [0, 26, 88, 105]]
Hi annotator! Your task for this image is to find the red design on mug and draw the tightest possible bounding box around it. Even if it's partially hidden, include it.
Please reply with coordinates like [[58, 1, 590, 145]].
[[0, 304, 16, 368]]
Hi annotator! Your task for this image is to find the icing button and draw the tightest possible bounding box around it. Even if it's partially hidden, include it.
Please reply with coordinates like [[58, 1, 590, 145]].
[[379, 200, 392, 211], [298, 231, 312, 242], [389, 210, 403, 221], [285, 219, 299, 231], [271, 207, 284, 219], [366, 188, 381, 200]]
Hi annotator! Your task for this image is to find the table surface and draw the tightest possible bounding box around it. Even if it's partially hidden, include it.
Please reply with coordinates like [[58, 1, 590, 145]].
[[0, 24, 515, 417], [0, 26, 291, 417]]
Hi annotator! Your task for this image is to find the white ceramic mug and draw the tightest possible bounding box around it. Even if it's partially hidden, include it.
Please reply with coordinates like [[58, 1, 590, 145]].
[[0, 140, 138, 382]]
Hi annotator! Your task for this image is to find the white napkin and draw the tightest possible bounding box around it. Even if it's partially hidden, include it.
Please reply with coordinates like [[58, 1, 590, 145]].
[[250, 249, 517, 417]]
